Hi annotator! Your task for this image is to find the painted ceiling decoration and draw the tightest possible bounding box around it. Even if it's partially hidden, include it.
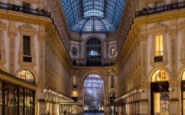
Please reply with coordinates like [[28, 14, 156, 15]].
[[61, 0, 125, 33]]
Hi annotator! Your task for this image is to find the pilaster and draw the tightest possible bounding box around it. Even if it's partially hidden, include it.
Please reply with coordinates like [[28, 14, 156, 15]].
[[169, 31, 178, 80], [8, 31, 17, 74], [39, 36, 46, 82]]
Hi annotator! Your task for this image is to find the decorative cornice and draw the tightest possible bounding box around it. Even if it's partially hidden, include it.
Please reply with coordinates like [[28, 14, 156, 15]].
[[0, 20, 6, 28], [150, 22, 166, 30], [8, 31, 17, 37], [180, 20, 185, 25], [19, 23, 37, 31], [150, 61, 168, 67], [169, 31, 178, 38]]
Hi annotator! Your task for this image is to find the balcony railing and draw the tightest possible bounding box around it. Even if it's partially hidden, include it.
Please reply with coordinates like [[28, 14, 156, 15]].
[[136, 1, 185, 17], [0, 2, 51, 17]]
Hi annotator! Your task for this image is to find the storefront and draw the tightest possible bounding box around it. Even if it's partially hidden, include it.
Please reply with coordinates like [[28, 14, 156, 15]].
[[181, 70, 185, 115], [0, 70, 36, 115], [59, 104, 79, 115], [151, 69, 169, 115]]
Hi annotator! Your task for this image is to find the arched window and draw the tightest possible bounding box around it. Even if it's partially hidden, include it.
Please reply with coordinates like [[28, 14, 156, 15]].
[[151, 69, 169, 82], [182, 71, 185, 80], [17, 70, 35, 83], [86, 38, 101, 66]]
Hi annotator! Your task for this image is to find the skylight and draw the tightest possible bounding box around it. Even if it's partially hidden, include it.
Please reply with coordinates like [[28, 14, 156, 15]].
[[84, 9, 104, 18], [60, 0, 126, 33]]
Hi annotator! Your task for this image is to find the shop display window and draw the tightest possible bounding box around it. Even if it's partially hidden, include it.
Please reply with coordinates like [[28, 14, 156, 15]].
[[154, 93, 169, 115], [71, 105, 78, 114], [0, 81, 35, 115], [182, 71, 185, 115], [183, 92, 185, 115]]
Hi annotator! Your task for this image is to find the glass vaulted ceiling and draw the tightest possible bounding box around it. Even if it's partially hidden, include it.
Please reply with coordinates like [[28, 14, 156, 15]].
[[61, 0, 125, 33]]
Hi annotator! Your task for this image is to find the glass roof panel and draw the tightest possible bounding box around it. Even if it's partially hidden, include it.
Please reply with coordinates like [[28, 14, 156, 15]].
[[60, 0, 125, 33]]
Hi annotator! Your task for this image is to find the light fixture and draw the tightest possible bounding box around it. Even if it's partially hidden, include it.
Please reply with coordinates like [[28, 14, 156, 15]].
[[43, 89, 47, 93], [138, 89, 145, 93], [168, 87, 174, 92]]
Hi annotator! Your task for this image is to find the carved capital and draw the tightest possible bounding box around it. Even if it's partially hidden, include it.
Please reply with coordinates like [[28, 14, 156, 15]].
[[169, 31, 178, 38], [19, 23, 36, 31], [139, 35, 147, 41], [8, 31, 17, 37], [38, 36, 47, 41]]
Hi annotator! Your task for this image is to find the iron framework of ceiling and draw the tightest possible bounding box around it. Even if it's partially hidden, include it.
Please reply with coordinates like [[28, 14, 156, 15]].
[[60, 0, 125, 34]]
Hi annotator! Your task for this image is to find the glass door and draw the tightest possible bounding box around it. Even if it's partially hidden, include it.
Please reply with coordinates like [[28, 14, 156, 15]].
[[182, 81, 185, 115]]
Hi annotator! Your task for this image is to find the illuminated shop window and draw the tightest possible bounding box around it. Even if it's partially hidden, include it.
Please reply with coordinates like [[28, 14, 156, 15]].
[[182, 70, 185, 115], [17, 70, 35, 83], [154, 93, 169, 115], [155, 35, 163, 56], [152, 70, 169, 82]]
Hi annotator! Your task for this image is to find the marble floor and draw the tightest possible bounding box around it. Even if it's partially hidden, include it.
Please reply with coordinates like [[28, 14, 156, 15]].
[[84, 113, 104, 115]]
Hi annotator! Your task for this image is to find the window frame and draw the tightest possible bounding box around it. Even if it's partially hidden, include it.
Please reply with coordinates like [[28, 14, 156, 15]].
[[72, 47, 78, 56]]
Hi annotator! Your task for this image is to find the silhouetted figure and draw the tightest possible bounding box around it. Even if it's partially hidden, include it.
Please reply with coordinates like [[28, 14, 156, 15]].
[[64, 110, 66, 115]]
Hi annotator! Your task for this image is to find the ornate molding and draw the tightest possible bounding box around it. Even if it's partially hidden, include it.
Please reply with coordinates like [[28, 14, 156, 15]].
[[169, 31, 178, 38], [148, 22, 167, 34], [8, 31, 17, 37], [19, 23, 36, 31], [150, 61, 168, 67], [150, 22, 166, 30], [0, 20, 6, 28]]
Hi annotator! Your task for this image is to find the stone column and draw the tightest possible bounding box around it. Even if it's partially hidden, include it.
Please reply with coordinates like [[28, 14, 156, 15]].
[[8, 31, 17, 74], [52, 103, 59, 115], [169, 81, 179, 115], [36, 83, 47, 115]]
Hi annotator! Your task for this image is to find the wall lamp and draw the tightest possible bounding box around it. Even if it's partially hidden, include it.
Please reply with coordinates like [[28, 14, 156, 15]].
[[168, 87, 174, 92], [43, 89, 47, 93], [138, 89, 145, 93]]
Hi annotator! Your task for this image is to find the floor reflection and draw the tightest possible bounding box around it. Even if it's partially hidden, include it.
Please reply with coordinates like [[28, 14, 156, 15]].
[[84, 113, 104, 115]]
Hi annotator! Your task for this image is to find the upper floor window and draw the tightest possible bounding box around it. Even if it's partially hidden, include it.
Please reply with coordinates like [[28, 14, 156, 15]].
[[23, 35, 31, 56], [155, 35, 163, 56], [72, 47, 77, 56], [86, 38, 101, 66], [17, 69, 35, 83], [156, 2, 163, 11], [23, 2, 30, 13], [23, 35, 32, 62], [110, 47, 116, 56], [73, 76, 77, 86], [111, 75, 114, 84], [23, 2, 30, 9]]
